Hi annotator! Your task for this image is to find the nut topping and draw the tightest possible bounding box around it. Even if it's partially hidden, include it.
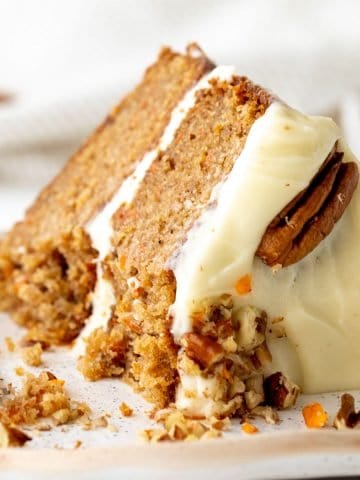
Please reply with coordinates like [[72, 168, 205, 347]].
[[256, 144, 359, 267], [181, 333, 224, 368], [0, 423, 31, 447], [264, 372, 300, 409], [334, 393, 360, 429], [250, 405, 279, 425]]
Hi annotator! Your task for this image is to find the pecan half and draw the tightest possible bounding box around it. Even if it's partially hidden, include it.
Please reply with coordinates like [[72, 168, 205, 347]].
[[181, 332, 224, 368], [334, 393, 360, 429], [256, 144, 359, 267]]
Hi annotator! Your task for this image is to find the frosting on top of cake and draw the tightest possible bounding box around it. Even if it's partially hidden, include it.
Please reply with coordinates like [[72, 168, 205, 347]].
[[171, 101, 360, 417]]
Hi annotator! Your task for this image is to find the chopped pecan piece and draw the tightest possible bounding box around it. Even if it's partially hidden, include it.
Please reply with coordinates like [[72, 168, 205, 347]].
[[256, 144, 359, 267], [245, 390, 264, 410], [0, 423, 31, 447], [334, 393, 360, 429], [250, 405, 279, 424], [181, 333, 224, 368], [234, 306, 267, 353], [264, 372, 300, 409]]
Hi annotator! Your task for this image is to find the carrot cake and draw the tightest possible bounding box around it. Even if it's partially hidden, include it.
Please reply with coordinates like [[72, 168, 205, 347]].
[[1, 44, 359, 420]]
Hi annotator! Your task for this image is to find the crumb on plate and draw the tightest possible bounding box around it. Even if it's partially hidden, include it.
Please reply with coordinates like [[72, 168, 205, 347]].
[[5, 337, 15, 352], [21, 342, 43, 367], [119, 402, 133, 417]]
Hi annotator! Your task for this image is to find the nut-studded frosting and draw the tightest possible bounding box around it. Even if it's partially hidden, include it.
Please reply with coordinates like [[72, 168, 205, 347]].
[[170, 101, 360, 413]]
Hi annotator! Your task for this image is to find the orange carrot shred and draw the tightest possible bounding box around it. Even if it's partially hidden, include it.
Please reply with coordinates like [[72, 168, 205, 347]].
[[119, 255, 127, 269], [235, 274, 252, 295], [302, 402, 328, 428], [242, 422, 259, 434]]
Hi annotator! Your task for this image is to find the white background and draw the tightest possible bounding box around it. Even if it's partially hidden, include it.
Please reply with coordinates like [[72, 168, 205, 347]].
[[0, 0, 359, 231]]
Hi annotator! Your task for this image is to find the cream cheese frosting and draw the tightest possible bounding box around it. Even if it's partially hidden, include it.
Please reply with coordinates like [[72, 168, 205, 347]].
[[74, 65, 236, 354], [170, 101, 360, 407]]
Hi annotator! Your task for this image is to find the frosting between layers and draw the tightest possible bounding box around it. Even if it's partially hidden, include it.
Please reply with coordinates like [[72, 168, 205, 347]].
[[74, 65, 237, 354], [171, 102, 360, 415], [74, 153, 155, 352]]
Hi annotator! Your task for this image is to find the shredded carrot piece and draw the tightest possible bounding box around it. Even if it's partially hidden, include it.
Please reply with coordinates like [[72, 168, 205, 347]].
[[235, 274, 252, 295], [119, 255, 127, 269], [242, 422, 259, 434], [302, 402, 328, 428]]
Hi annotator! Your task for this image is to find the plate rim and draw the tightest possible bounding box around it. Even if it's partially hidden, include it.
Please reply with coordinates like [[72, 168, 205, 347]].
[[1, 430, 360, 473]]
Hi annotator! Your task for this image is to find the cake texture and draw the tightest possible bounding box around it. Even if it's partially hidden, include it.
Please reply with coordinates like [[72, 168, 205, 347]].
[[0, 45, 213, 344], [1, 44, 360, 420]]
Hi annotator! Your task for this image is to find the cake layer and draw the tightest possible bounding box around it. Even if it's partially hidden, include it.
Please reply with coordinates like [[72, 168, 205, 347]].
[[79, 72, 272, 406], [75, 66, 238, 354], [0, 45, 213, 343]]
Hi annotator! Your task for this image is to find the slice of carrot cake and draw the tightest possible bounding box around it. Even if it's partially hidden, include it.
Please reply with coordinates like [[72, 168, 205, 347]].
[[1, 44, 360, 420]]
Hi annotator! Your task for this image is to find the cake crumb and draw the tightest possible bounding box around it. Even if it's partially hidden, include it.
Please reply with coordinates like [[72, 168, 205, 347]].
[[5, 337, 15, 352], [92, 415, 108, 428], [250, 405, 279, 425], [36, 423, 51, 431], [107, 423, 118, 433], [21, 342, 43, 367], [0, 371, 91, 433], [302, 402, 328, 428], [74, 440, 82, 449], [14, 366, 25, 376], [119, 402, 133, 417]]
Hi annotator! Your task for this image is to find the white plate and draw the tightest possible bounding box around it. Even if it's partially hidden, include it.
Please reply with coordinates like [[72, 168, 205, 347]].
[[1, 312, 360, 480]]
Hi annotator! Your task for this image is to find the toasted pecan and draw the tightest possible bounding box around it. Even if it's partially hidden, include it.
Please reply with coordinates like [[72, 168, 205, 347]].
[[283, 162, 358, 265], [256, 144, 359, 267], [334, 393, 360, 429], [181, 332, 224, 368], [264, 372, 300, 409]]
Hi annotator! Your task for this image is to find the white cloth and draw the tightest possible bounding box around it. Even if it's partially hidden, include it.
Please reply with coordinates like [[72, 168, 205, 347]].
[[1, 0, 360, 231]]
